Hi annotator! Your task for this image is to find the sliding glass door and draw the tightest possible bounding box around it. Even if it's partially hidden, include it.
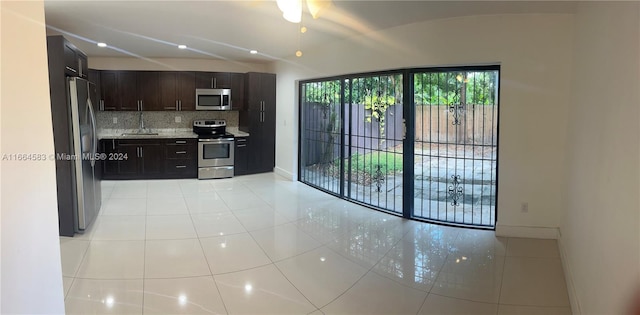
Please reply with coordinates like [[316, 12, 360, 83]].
[[299, 66, 499, 229], [412, 68, 499, 227]]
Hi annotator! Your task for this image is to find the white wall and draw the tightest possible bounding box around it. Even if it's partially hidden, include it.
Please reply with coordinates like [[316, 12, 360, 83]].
[[272, 14, 574, 232], [561, 2, 640, 314], [0, 1, 66, 313], [89, 56, 268, 72]]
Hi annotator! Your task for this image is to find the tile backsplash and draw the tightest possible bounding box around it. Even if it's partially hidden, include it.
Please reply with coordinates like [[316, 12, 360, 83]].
[[96, 111, 239, 129]]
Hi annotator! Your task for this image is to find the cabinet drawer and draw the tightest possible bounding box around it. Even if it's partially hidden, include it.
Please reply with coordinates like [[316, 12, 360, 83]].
[[165, 139, 196, 159], [165, 145, 195, 159], [164, 159, 197, 177]]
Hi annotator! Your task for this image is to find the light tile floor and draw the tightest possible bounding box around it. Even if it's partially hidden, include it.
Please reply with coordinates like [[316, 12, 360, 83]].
[[60, 173, 571, 315]]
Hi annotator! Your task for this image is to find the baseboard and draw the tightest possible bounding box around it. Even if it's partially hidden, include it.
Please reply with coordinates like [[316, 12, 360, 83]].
[[558, 235, 582, 315], [495, 224, 560, 239], [274, 166, 295, 181]]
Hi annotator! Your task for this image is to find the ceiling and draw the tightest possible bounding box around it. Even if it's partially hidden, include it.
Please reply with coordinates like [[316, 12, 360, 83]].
[[44, 1, 577, 63]]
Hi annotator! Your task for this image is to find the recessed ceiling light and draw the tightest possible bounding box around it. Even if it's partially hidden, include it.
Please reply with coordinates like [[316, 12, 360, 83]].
[[250, 50, 258, 54], [97, 42, 107, 48], [178, 44, 187, 49]]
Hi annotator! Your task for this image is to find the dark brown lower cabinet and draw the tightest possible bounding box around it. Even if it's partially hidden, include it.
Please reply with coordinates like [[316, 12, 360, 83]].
[[234, 136, 249, 176], [100, 138, 196, 179], [164, 139, 198, 178]]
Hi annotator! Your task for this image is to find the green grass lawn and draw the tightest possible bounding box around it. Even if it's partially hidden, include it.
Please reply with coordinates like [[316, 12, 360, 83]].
[[349, 151, 403, 175]]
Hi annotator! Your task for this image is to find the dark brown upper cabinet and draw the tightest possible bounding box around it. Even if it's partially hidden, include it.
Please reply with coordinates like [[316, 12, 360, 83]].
[[118, 71, 138, 111], [195, 72, 231, 89], [62, 39, 88, 79], [159, 71, 196, 111], [100, 71, 160, 111], [99, 71, 119, 111], [95, 70, 247, 112], [136, 71, 160, 111], [230, 73, 246, 111]]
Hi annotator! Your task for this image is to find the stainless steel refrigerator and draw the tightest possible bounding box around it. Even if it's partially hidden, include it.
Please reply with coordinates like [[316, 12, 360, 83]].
[[67, 77, 101, 232]]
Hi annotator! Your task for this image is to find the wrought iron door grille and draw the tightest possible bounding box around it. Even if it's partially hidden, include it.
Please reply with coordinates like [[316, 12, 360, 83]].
[[413, 69, 499, 227], [299, 66, 499, 229]]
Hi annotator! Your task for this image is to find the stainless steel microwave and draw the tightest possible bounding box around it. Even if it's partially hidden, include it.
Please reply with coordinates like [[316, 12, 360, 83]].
[[196, 88, 231, 110]]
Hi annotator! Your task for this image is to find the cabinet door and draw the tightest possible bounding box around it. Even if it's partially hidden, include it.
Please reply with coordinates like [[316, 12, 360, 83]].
[[234, 137, 249, 175], [231, 73, 245, 111], [195, 72, 214, 89], [245, 72, 262, 112], [100, 139, 119, 178], [100, 71, 118, 111], [195, 72, 231, 89], [88, 69, 101, 94], [261, 74, 277, 171], [159, 72, 179, 110], [138, 72, 161, 111], [118, 71, 138, 111], [116, 143, 140, 176], [177, 72, 196, 111], [245, 73, 276, 173], [63, 42, 78, 76], [88, 69, 102, 111], [212, 72, 230, 88], [140, 143, 164, 177], [77, 52, 88, 79]]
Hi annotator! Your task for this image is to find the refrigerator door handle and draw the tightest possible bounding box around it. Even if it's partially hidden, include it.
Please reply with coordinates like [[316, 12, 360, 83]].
[[87, 97, 98, 168]]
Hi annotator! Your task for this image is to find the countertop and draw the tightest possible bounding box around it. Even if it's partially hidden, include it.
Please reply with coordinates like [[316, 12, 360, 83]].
[[227, 127, 250, 137], [98, 128, 250, 139]]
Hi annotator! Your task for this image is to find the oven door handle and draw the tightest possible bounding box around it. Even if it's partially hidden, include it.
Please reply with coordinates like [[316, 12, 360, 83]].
[[198, 138, 234, 143]]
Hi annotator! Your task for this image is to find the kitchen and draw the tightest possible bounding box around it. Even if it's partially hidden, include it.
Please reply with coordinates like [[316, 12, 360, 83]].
[[47, 35, 277, 236]]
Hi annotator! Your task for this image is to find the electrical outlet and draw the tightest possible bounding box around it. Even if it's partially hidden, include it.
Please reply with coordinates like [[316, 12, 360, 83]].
[[175, 116, 181, 123], [112, 117, 118, 124], [521, 202, 529, 213]]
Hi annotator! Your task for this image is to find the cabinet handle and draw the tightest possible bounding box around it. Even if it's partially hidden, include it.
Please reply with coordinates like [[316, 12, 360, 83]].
[[176, 100, 179, 111], [261, 112, 264, 122], [175, 140, 187, 144], [236, 139, 246, 143], [140, 147, 143, 157], [176, 151, 187, 154], [112, 139, 115, 150], [175, 165, 187, 169], [214, 77, 217, 88], [261, 101, 264, 111], [211, 78, 214, 89], [140, 100, 144, 111], [65, 66, 77, 73], [179, 100, 182, 111], [237, 144, 247, 148]]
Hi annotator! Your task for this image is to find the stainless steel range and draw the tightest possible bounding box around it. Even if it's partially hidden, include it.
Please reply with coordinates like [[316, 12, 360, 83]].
[[193, 119, 235, 179]]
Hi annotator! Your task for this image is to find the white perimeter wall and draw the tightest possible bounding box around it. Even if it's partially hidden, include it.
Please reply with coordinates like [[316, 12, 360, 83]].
[[561, 2, 640, 314], [1, 1, 66, 313], [272, 13, 574, 232]]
